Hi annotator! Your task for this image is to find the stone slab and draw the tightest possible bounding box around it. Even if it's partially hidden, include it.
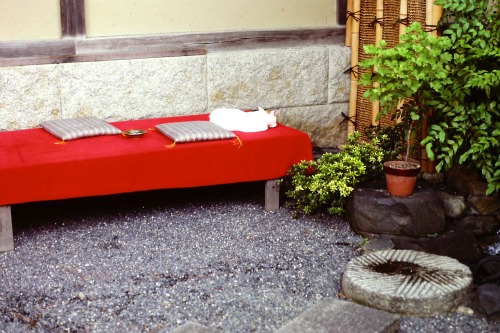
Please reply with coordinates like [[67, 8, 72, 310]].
[[0, 64, 61, 130], [60, 56, 208, 121], [207, 47, 329, 109], [342, 250, 473, 316], [277, 104, 348, 148], [328, 45, 351, 103], [275, 298, 399, 333], [166, 321, 219, 333], [0, 206, 14, 252], [361, 237, 395, 253], [0, 45, 349, 148]]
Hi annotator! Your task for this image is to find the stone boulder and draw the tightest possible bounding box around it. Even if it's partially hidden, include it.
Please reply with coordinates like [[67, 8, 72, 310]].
[[446, 165, 500, 216], [346, 180, 446, 238], [457, 215, 500, 237], [472, 284, 500, 322], [387, 227, 483, 264], [437, 191, 467, 219]]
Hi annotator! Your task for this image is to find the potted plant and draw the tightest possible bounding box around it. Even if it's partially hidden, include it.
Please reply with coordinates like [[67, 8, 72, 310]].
[[359, 22, 452, 196]]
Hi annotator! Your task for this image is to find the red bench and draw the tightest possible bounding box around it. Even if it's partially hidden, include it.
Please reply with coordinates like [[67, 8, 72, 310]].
[[0, 114, 312, 251]]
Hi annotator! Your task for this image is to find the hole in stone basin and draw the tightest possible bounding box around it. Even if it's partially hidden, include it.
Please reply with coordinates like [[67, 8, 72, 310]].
[[371, 261, 422, 276]]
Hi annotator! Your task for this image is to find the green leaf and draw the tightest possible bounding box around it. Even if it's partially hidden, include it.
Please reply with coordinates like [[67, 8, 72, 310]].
[[426, 143, 435, 160]]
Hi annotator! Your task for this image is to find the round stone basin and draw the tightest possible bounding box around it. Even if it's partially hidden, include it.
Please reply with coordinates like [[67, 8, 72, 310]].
[[342, 249, 473, 316]]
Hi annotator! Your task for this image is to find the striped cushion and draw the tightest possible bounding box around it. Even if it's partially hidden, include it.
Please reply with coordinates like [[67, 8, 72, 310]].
[[40, 117, 122, 141], [156, 121, 235, 143]]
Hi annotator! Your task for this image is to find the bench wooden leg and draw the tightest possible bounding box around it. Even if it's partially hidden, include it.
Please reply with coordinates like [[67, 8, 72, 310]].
[[0, 206, 14, 252], [265, 179, 280, 211]]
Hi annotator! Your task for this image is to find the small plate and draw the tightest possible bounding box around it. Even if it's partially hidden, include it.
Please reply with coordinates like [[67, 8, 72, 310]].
[[122, 129, 147, 138]]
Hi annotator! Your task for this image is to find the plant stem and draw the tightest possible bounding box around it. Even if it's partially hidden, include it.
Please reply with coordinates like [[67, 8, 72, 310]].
[[405, 122, 413, 163]]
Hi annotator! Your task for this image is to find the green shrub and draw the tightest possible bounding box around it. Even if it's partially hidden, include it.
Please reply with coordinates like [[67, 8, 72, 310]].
[[284, 132, 386, 216], [422, 0, 499, 195], [358, 22, 453, 164]]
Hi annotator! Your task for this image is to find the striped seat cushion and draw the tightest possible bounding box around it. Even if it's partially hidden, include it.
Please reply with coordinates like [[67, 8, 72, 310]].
[[156, 121, 236, 143], [40, 117, 121, 140]]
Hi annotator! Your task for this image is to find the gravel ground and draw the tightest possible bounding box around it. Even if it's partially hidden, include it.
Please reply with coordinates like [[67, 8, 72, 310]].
[[1, 182, 499, 333]]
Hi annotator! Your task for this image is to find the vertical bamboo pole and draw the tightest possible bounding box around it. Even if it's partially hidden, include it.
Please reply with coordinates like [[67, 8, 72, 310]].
[[345, 0, 354, 46], [421, 0, 436, 172], [347, 0, 361, 134], [399, 0, 408, 37], [432, 2, 443, 37], [426, 0, 434, 33], [371, 0, 384, 126], [421, 1, 443, 172], [393, 0, 408, 126]]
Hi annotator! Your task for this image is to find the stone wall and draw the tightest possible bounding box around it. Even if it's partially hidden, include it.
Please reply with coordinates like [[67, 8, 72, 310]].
[[0, 44, 350, 147]]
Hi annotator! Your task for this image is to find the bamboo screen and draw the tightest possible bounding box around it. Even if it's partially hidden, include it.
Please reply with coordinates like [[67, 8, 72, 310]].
[[345, 0, 442, 172]]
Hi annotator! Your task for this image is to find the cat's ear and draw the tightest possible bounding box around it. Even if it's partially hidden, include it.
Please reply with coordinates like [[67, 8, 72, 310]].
[[257, 106, 265, 112]]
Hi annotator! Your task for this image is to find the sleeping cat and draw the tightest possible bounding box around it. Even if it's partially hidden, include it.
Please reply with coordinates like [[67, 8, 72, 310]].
[[209, 107, 278, 132]]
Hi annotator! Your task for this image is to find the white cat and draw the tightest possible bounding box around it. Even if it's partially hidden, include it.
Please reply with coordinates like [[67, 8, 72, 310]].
[[209, 107, 278, 132]]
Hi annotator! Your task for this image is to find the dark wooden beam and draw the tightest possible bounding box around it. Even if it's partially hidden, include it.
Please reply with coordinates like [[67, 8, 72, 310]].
[[0, 28, 345, 67], [338, 0, 348, 25], [60, 0, 86, 37]]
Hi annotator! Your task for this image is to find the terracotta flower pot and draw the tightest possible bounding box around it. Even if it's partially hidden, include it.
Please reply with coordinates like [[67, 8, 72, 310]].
[[383, 161, 421, 197]]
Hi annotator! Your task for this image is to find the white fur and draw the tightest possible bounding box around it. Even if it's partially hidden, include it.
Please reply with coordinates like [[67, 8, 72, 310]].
[[209, 107, 278, 132]]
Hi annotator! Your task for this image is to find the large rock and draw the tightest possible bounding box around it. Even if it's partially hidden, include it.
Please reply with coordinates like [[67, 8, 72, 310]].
[[472, 284, 500, 322], [437, 191, 467, 219], [457, 215, 500, 237], [467, 187, 500, 215], [385, 227, 483, 263], [446, 165, 482, 196], [346, 180, 446, 237], [446, 165, 500, 215]]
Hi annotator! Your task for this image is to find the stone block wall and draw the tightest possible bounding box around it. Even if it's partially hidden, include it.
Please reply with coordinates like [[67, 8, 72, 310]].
[[0, 45, 350, 147]]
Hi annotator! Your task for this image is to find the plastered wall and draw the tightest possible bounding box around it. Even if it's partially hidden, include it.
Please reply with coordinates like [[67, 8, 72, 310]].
[[85, 0, 338, 36], [0, 0, 338, 41], [0, 0, 61, 41]]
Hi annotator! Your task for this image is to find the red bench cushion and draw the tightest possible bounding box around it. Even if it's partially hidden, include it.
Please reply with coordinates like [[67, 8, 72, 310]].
[[0, 114, 312, 206]]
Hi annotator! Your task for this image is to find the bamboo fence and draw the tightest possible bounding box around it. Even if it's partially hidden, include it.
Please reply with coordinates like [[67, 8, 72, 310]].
[[345, 0, 442, 172]]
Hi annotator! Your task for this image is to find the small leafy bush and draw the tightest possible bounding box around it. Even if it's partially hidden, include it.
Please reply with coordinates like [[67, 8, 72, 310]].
[[284, 132, 386, 216]]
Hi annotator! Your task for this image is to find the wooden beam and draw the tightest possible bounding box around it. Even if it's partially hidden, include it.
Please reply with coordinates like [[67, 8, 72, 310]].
[[60, 0, 86, 38], [0, 28, 344, 67]]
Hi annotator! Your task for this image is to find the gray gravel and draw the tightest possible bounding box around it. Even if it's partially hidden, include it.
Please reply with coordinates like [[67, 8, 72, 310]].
[[0, 182, 498, 333]]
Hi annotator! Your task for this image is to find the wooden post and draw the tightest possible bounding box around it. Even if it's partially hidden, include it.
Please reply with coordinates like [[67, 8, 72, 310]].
[[265, 179, 280, 211], [0, 206, 13, 252], [347, 0, 361, 134], [60, 0, 86, 38]]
